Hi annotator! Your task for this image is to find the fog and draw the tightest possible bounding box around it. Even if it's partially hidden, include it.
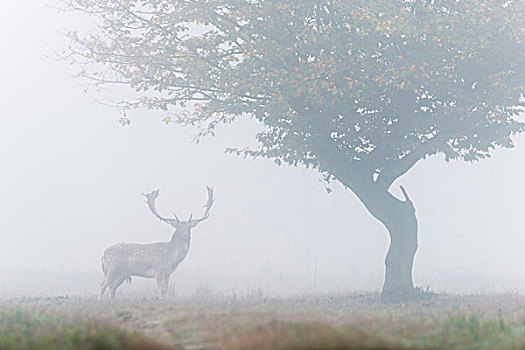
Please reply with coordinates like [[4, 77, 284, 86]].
[[0, 1, 524, 298]]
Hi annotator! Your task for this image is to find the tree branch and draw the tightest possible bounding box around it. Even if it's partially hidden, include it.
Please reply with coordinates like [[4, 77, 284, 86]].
[[375, 134, 456, 189]]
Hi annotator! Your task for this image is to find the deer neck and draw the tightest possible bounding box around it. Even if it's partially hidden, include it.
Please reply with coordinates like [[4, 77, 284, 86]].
[[168, 230, 190, 247], [165, 229, 191, 267]]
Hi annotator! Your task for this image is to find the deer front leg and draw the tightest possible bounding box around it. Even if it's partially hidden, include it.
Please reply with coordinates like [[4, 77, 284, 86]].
[[162, 272, 172, 296], [156, 273, 168, 297]]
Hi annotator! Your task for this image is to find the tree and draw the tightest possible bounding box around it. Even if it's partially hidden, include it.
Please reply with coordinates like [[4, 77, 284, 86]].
[[63, 0, 524, 301]]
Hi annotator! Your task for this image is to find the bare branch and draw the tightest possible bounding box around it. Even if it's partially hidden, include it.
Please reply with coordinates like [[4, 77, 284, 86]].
[[399, 185, 411, 203]]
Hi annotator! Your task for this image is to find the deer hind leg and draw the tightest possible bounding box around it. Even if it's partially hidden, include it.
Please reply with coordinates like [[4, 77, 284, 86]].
[[109, 276, 127, 300], [99, 270, 120, 300]]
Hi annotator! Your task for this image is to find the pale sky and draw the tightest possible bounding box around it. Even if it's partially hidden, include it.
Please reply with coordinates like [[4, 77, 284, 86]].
[[0, 0, 524, 296]]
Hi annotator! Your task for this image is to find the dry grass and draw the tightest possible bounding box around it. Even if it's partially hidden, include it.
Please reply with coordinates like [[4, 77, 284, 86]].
[[1, 293, 525, 349], [223, 321, 405, 349], [0, 306, 172, 350]]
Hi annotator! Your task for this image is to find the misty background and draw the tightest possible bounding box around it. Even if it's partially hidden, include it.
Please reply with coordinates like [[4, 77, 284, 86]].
[[0, 0, 524, 297]]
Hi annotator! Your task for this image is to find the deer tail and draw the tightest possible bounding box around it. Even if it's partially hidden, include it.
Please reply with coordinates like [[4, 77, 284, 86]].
[[101, 255, 107, 276]]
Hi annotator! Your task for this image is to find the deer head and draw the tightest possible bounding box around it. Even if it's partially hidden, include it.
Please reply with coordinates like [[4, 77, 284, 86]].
[[142, 187, 214, 238]]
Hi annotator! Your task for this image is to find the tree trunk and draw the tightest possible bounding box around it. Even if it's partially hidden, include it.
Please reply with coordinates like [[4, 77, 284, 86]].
[[380, 195, 418, 302], [351, 184, 419, 302]]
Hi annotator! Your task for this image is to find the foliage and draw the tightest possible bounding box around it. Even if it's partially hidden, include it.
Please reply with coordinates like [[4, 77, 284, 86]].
[[64, 0, 524, 190]]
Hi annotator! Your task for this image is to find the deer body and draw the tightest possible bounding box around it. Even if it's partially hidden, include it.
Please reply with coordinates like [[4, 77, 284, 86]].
[[99, 188, 213, 299], [103, 238, 191, 278]]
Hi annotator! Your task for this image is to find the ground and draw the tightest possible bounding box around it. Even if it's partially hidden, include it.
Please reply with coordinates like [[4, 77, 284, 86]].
[[1, 293, 525, 349]]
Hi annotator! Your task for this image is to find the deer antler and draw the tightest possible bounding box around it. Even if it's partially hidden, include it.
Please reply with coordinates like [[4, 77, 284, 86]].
[[190, 186, 214, 224], [142, 190, 177, 224]]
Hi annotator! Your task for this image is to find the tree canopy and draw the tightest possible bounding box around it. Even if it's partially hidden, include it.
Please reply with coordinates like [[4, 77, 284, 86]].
[[66, 0, 524, 190]]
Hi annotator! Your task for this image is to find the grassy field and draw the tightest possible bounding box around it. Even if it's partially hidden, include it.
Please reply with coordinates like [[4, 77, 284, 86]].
[[1, 293, 525, 349]]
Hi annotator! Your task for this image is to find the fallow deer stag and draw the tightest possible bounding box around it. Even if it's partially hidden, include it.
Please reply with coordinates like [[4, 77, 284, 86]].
[[99, 187, 214, 299]]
